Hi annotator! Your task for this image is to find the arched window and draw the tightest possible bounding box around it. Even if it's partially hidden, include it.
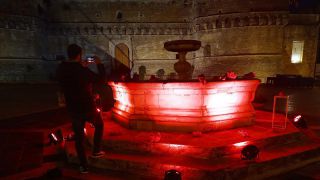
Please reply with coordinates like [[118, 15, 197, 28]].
[[116, 10, 123, 21]]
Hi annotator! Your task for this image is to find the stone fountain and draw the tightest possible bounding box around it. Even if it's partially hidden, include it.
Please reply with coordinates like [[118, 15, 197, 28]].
[[164, 40, 201, 80], [107, 40, 260, 133]]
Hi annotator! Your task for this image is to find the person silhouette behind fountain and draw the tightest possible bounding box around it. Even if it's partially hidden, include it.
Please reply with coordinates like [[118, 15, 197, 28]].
[[56, 44, 106, 173]]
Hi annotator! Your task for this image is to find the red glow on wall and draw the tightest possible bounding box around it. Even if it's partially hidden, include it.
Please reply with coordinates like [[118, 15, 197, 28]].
[[112, 83, 133, 113], [206, 92, 240, 108], [161, 164, 184, 171], [159, 143, 188, 152]]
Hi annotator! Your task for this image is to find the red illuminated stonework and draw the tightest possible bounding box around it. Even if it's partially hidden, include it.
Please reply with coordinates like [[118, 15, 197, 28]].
[[109, 80, 260, 132]]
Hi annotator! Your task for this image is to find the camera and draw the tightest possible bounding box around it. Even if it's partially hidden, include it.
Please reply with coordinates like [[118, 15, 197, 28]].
[[86, 57, 94, 62]]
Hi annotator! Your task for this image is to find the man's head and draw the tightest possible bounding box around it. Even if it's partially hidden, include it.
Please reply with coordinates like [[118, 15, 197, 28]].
[[67, 44, 82, 62]]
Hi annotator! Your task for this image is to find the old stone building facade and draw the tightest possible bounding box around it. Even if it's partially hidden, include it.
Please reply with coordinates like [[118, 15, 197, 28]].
[[1, 0, 319, 82]]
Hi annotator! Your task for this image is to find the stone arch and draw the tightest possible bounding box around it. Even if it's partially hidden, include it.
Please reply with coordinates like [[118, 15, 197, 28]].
[[116, 10, 123, 21], [113, 43, 131, 78]]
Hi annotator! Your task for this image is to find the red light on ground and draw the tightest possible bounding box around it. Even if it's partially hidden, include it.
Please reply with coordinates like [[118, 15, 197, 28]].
[[167, 144, 185, 150], [294, 115, 301, 122], [96, 108, 101, 112], [233, 141, 248, 147]]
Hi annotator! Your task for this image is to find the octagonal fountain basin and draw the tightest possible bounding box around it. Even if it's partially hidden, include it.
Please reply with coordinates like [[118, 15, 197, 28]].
[[109, 79, 260, 132]]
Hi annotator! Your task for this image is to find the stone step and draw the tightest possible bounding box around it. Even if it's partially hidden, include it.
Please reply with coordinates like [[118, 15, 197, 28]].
[[65, 140, 320, 180], [84, 120, 307, 160]]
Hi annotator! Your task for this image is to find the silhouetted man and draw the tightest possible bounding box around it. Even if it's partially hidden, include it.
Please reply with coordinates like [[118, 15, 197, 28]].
[[56, 44, 105, 173]]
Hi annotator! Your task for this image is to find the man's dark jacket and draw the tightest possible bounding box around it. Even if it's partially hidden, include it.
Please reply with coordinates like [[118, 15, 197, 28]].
[[57, 61, 105, 113]]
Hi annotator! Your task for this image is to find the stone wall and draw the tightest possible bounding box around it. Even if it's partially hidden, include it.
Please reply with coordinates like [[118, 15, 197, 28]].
[[0, 0, 51, 82], [281, 14, 319, 77], [47, 0, 192, 23], [0, 16, 51, 82], [191, 12, 286, 81], [0, 0, 319, 82]]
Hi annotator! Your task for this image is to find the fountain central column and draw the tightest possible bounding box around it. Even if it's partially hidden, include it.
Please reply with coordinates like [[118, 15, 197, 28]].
[[164, 40, 201, 80], [174, 51, 193, 80]]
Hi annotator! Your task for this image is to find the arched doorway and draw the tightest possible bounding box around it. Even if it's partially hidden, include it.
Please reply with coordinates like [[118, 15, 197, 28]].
[[115, 43, 130, 67], [113, 43, 130, 79]]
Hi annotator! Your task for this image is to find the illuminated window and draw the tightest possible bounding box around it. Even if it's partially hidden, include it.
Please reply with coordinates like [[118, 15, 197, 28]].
[[291, 41, 304, 64]]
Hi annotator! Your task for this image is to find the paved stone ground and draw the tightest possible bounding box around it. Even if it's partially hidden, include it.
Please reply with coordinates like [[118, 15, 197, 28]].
[[0, 83, 320, 179], [0, 83, 60, 120]]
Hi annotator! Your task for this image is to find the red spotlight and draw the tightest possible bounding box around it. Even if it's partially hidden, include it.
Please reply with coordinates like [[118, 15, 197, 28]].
[[241, 145, 259, 160], [294, 115, 302, 122], [49, 133, 58, 143], [48, 129, 63, 145], [292, 114, 307, 129], [164, 169, 182, 180]]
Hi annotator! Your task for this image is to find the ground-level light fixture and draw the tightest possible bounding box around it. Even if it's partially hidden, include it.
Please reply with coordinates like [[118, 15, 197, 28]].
[[292, 114, 307, 129], [164, 169, 182, 180], [241, 144, 259, 160], [48, 129, 63, 145]]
